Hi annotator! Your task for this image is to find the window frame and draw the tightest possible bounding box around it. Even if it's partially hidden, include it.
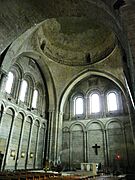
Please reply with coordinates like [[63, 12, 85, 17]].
[[107, 91, 118, 112], [18, 79, 28, 102], [5, 65, 22, 100], [5, 71, 14, 95], [88, 90, 101, 116], [32, 89, 39, 109], [106, 89, 122, 116], [72, 93, 85, 119]]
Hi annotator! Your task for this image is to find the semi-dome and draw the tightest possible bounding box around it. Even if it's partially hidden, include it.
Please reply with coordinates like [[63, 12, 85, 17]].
[[37, 17, 116, 66]]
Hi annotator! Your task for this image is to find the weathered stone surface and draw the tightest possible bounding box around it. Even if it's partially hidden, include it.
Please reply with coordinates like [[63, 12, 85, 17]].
[[0, 0, 135, 172]]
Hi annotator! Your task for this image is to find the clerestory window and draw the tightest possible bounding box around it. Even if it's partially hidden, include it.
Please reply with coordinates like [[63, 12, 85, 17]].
[[74, 96, 84, 115], [90, 93, 100, 113], [5, 72, 14, 94], [107, 92, 118, 111], [70, 89, 122, 120], [32, 89, 38, 108], [19, 80, 28, 102]]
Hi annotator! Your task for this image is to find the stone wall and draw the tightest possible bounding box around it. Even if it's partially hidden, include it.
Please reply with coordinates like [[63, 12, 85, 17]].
[[121, 1, 135, 143], [0, 0, 124, 54], [0, 0, 135, 171], [0, 55, 48, 170], [0, 100, 47, 170], [121, 0, 135, 102], [61, 75, 134, 171], [62, 116, 134, 171]]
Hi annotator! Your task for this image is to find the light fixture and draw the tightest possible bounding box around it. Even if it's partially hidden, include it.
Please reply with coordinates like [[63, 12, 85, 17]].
[[10, 150, 15, 157], [21, 152, 25, 158], [30, 152, 34, 158], [10, 150, 15, 160]]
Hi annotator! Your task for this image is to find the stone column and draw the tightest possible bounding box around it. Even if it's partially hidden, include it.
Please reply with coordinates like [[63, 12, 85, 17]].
[[68, 130, 71, 169], [69, 130, 72, 169], [84, 130, 87, 162], [86, 130, 89, 163], [42, 123, 47, 168], [104, 129, 109, 167], [15, 116, 25, 170], [25, 121, 33, 169], [46, 110, 55, 161], [33, 124, 40, 169], [85, 96, 88, 119], [55, 111, 63, 163], [2, 112, 16, 170]]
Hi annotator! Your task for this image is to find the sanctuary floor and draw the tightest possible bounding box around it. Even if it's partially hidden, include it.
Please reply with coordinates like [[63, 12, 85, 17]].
[[0, 169, 133, 180], [28, 170, 127, 179]]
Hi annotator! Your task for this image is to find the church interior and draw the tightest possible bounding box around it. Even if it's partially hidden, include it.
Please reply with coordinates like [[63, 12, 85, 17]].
[[0, 0, 135, 179]]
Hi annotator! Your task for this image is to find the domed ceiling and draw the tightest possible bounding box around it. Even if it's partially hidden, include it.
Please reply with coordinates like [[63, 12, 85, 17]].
[[37, 17, 116, 66]]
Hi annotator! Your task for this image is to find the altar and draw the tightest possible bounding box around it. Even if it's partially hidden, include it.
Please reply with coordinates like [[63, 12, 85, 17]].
[[81, 163, 98, 175]]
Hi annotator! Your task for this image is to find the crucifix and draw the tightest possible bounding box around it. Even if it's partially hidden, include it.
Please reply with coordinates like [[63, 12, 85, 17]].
[[92, 144, 100, 155]]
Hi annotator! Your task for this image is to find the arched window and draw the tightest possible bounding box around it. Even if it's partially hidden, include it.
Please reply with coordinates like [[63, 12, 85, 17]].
[[107, 92, 118, 111], [74, 96, 84, 115], [5, 72, 14, 94], [19, 80, 28, 102], [32, 89, 38, 108], [90, 93, 100, 113]]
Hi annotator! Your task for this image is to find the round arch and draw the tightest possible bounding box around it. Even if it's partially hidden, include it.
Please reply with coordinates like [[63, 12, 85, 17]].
[[2, 51, 56, 111], [69, 121, 86, 132], [86, 120, 105, 131], [105, 118, 124, 130], [5, 106, 17, 115], [16, 111, 26, 119], [59, 69, 129, 114]]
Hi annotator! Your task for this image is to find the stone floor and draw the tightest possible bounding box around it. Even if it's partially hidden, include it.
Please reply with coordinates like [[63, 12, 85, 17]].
[[95, 175, 123, 179], [62, 171, 122, 179], [62, 171, 129, 180], [28, 170, 135, 179]]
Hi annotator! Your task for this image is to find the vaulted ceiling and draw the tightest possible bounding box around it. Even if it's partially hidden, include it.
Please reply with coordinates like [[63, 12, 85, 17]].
[[1, 0, 135, 108], [36, 17, 116, 66], [0, 0, 122, 54]]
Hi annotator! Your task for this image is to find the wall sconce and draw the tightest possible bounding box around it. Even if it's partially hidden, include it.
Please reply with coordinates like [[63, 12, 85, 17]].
[[30, 152, 34, 158], [21, 152, 25, 158], [10, 150, 15, 160]]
